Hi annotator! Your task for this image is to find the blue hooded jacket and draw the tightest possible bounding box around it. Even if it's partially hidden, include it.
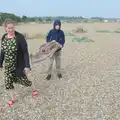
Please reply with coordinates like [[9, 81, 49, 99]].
[[46, 20, 65, 47]]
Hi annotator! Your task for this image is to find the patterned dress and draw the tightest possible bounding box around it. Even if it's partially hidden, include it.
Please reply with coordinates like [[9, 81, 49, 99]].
[[1, 36, 32, 90]]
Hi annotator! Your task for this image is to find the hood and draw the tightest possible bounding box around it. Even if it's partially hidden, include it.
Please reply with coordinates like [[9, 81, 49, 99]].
[[53, 20, 61, 30]]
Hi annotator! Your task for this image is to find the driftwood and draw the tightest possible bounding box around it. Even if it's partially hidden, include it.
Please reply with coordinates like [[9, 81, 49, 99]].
[[30, 41, 61, 64]]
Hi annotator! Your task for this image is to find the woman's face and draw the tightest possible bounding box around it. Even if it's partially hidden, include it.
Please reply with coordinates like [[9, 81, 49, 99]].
[[5, 23, 15, 34]]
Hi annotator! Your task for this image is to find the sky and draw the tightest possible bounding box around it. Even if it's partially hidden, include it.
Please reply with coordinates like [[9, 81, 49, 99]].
[[0, 0, 119, 18]]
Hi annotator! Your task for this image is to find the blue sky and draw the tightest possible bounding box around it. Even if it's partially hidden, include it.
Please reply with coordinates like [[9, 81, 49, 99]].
[[0, 0, 119, 17]]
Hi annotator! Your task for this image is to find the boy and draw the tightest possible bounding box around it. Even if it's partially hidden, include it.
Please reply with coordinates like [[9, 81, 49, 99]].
[[46, 19, 65, 80]]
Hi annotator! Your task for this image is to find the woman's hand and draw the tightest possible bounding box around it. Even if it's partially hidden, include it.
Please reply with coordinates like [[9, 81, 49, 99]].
[[24, 67, 31, 73]]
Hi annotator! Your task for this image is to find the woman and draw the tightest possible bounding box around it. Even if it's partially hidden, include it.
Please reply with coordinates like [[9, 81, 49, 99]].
[[0, 19, 38, 106]]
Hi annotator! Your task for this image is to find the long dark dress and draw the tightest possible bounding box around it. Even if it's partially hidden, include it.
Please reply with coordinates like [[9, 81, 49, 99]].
[[1, 35, 32, 90]]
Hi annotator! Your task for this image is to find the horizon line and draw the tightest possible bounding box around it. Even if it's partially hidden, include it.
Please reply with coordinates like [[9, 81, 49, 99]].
[[0, 12, 120, 19]]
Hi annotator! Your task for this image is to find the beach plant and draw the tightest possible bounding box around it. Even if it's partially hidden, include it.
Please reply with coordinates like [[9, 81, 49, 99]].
[[72, 37, 94, 43], [96, 30, 111, 33]]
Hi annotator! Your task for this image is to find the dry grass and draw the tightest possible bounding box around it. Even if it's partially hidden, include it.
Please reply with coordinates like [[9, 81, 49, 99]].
[[23, 32, 45, 40], [72, 26, 87, 33], [0, 23, 120, 120]]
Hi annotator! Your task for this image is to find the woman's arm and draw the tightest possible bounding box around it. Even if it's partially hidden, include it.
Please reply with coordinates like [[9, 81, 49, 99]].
[[0, 37, 5, 67], [0, 49, 4, 67], [19, 34, 30, 68]]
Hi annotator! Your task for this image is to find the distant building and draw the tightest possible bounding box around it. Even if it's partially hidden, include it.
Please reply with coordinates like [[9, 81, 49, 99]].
[[104, 20, 108, 23]]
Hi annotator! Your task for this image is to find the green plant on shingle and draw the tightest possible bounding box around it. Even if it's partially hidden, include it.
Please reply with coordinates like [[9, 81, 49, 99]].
[[44, 32, 49, 37], [72, 37, 94, 43], [65, 32, 75, 36], [96, 30, 111, 33], [113, 29, 120, 33]]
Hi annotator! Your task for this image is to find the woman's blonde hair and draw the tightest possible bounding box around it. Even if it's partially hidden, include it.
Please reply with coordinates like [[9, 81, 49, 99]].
[[3, 19, 15, 27]]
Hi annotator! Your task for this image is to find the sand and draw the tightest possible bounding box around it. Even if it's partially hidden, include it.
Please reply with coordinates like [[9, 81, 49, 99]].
[[0, 23, 120, 120]]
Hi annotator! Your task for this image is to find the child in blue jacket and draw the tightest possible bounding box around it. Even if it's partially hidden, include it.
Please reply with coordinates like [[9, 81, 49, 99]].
[[46, 19, 65, 80]]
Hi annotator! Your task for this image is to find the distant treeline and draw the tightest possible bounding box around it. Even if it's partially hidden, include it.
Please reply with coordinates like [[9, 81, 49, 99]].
[[0, 12, 52, 25], [0, 12, 120, 25]]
